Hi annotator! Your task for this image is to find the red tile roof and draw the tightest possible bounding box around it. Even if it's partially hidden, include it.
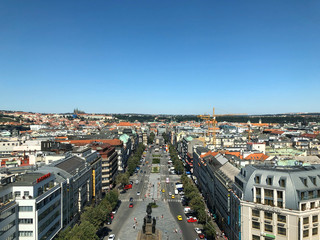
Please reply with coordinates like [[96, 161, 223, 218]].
[[244, 153, 269, 161], [117, 122, 133, 127], [200, 151, 219, 158]]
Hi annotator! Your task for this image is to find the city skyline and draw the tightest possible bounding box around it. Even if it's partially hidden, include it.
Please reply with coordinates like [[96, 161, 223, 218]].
[[1, 0, 319, 115]]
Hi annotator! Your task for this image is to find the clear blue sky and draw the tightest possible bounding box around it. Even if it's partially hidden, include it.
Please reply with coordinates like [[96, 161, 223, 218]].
[[0, 0, 319, 115]]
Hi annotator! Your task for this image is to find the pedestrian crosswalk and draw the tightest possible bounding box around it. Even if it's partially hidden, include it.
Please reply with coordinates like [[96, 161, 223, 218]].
[[164, 199, 181, 203], [120, 199, 144, 202], [119, 198, 181, 203]]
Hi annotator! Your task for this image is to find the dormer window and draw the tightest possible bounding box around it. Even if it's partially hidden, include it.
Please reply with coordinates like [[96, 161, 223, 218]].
[[301, 178, 308, 187], [310, 177, 317, 186], [279, 178, 286, 187], [266, 177, 273, 186], [255, 175, 261, 184]]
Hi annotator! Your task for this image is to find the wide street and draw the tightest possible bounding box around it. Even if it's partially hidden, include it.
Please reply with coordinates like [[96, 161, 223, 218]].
[[103, 137, 200, 240]]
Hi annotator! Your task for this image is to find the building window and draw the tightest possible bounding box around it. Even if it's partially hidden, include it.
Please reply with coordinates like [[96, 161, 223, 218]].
[[313, 215, 318, 223], [278, 227, 286, 236], [277, 191, 283, 199], [277, 214, 286, 223], [279, 179, 286, 187], [252, 221, 260, 229], [265, 212, 273, 220], [312, 227, 318, 235], [266, 177, 273, 185], [256, 188, 261, 196], [277, 201, 283, 208], [265, 189, 273, 198], [252, 209, 260, 217], [318, 190, 320, 198], [256, 197, 261, 203], [255, 176, 260, 184], [265, 199, 274, 206], [18, 206, 33, 212], [19, 219, 33, 224], [301, 192, 306, 200], [311, 202, 316, 209], [14, 191, 21, 198], [0, 220, 15, 234], [252, 235, 260, 240], [303, 229, 309, 237], [302, 178, 308, 187], [19, 231, 33, 237], [309, 191, 314, 199], [301, 203, 306, 211], [265, 224, 273, 232], [24, 191, 29, 197], [311, 177, 316, 185], [303, 217, 309, 225]]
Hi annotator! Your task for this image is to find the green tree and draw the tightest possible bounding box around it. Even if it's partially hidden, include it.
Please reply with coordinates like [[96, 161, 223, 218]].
[[190, 196, 204, 212], [203, 222, 216, 240], [104, 189, 119, 209], [115, 173, 129, 186], [175, 162, 184, 175], [100, 198, 112, 213], [196, 208, 207, 224], [70, 221, 99, 240], [148, 132, 155, 144], [55, 226, 72, 240], [162, 132, 169, 143], [184, 184, 197, 197], [80, 206, 108, 228]]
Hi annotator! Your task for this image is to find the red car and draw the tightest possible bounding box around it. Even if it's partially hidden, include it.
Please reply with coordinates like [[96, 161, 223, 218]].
[[124, 184, 132, 190], [109, 213, 114, 220], [198, 233, 205, 239], [129, 203, 134, 208], [187, 217, 198, 223]]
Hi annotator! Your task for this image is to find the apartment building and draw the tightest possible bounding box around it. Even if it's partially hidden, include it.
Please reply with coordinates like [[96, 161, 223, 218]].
[[193, 148, 240, 238], [91, 143, 117, 191], [0, 174, 18, 240], [233, 164, 320, 240], [0, 153, 98, 240]]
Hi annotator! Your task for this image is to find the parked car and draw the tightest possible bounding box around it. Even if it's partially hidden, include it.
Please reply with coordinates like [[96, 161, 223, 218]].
[[108, 234, 115, 240], [198, 233, 205, 239], [137, 191, 141, 196], [177, 215, 182, 221], [194, 228, 202, 234], [130, 197, 133, 202], [129, 203, 134, 208], [106, 216, 112, 225]]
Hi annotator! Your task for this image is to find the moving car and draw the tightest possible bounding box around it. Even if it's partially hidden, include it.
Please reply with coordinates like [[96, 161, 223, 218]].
[[162, 189, 165, 193], [171, 195, 175, 199], [130, 197, 133, 202], [177, 215, 182, 221], [108, 234, 115, 240], [187, 217, 197, 223], [137, 191, 141, 196], [129, 203, 134, 208]]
